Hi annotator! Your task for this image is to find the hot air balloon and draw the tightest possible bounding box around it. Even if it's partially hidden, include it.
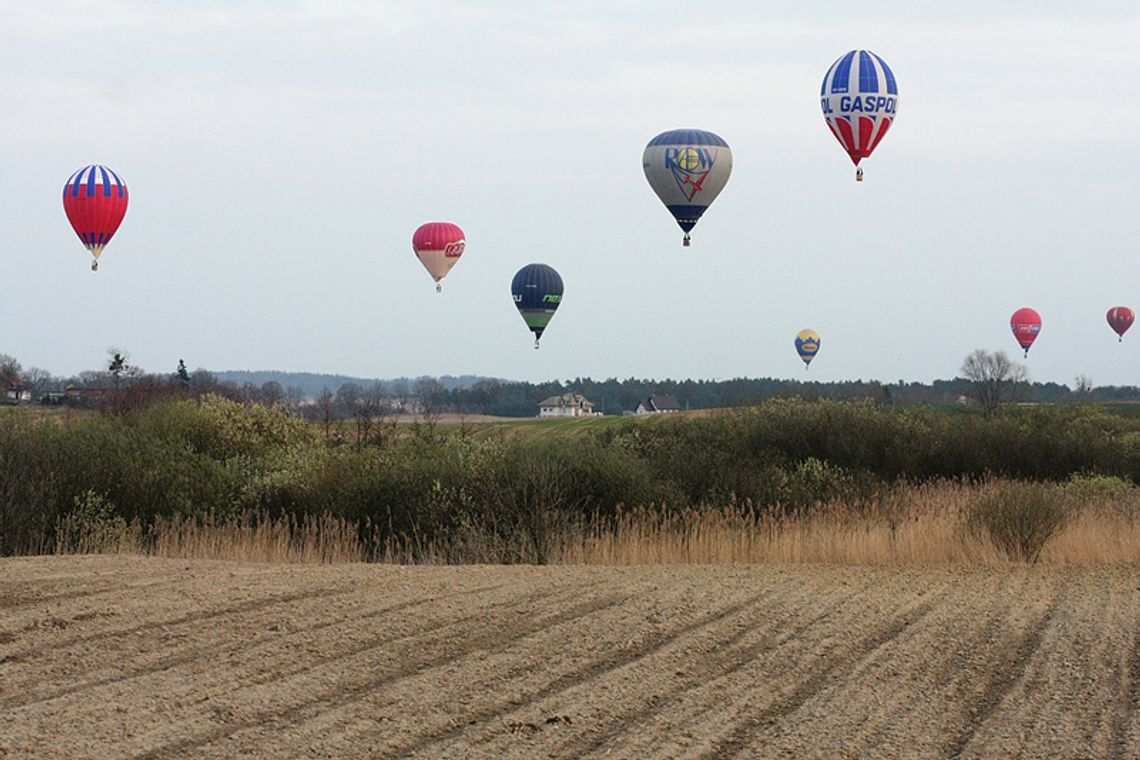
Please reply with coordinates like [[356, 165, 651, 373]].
[[643, 129, 732, 246], [511, 263, 563, 349], [412, 222, 465, 292], [820, 50, 898, 181], [1010, 308, 1042, 357], [795, 329, 821, 369], [62, 165, 129, 271], [1107, 307, 1134, 342]]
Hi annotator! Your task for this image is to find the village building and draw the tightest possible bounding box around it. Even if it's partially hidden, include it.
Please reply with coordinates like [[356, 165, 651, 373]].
[[635, 394, 682, 415], [537, 393, 595, 418], [5, 380, 32, 403]]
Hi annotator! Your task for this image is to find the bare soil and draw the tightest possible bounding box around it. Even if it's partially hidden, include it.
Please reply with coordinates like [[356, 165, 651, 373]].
[[2, 556, 1139, 759]]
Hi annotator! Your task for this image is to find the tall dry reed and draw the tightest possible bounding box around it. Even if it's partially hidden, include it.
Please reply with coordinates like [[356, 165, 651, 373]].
[[44, 480, 1140, 565], [54, 511, 367, 564]]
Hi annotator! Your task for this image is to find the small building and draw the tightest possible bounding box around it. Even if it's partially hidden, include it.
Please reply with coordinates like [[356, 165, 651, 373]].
[[537, 393, 595, 418], [635, 394, 682, 415], [62, 385, 110, 405], [6, 380, 32, 403]]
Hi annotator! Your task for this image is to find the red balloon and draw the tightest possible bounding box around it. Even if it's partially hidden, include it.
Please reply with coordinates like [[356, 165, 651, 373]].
[[63, 165, 129, 272], [412, 222, 465, 292], [1010, 308, 1042, 357], [1107, 306, 1134, 342]]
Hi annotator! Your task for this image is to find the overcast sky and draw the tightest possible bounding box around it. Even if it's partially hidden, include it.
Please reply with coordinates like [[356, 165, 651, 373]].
[[3, 1, 1139, 387]]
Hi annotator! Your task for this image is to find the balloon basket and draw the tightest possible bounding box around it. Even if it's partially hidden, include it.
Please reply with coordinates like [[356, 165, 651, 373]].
[[533, 340, 540, 350], [91, 261, 98, 272], [435, 283, 442, 293], [855, 167, 864, 182], [682, 234, 690, 247]]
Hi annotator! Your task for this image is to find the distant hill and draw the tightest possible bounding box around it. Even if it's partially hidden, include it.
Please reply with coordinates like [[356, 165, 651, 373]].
[[210, 371, 510, 399]]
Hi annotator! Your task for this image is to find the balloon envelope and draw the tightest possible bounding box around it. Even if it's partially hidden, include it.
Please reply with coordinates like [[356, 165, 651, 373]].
[[1010, 308, 1042, 356], [1107, 306, 1134, 342], [821, 50, 898, 169], [511, 263, 563, 347], [642, 129, 732, 245], [62, 165, 129, 269], [795, 329, 821, 368], [412, 222, 465, 291]]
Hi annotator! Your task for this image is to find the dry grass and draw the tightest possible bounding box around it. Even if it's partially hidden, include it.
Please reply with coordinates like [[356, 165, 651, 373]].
[[557, 483, 993, 565], [54, 511, 368, 564], [43, 479, 1140, 566], [563, 483, 1139, 565]]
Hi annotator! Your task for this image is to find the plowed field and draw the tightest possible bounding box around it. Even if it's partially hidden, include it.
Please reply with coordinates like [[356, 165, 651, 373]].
[[2, 556, 1139, 759]]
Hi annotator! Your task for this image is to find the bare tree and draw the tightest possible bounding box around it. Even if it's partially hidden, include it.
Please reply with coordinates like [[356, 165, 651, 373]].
[[960, 349, 1028, 414], [284, 385, 306, 411], [332, 382, 388, 447], [390, 380, 410, 415], [22, 367, 54, 396], [77, 369, 111, 388], [260, 380, 285, 406], [0, 354, 22, 388], [413, 377, 448, 439], [334, 383, 362, 419], [315, 386, 336, 441], [188, 369, 221, 397], [356, 383, 391, 446], [1073, 374, 1093, 397]]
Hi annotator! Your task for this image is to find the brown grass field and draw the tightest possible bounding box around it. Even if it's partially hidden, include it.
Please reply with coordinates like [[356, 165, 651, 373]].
[[2, 555, 1140, 759]]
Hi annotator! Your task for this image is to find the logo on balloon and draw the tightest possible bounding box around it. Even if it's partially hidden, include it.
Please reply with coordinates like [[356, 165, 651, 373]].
[[822, 96, 897, 116], [664, 146, 717, 201], [444, 241, 465, 258]]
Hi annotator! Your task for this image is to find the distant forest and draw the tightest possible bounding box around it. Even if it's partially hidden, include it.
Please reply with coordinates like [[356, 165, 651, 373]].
[[216, 370, 1140, 417], [6, 357, 1140, 417]]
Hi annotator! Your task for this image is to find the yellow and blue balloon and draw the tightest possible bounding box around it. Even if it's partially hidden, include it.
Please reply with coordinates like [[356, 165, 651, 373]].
[[795, 329, 821, 369]]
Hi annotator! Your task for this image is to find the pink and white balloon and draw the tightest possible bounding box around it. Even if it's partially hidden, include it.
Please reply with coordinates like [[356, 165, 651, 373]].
[[412, 222, 465, 292]]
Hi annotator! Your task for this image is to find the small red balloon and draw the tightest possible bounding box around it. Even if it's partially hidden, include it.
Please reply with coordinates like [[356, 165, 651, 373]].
[[412, 222, 465, 292], [1010, 308, 1042, 357], [1107, 306, 1134, 342]]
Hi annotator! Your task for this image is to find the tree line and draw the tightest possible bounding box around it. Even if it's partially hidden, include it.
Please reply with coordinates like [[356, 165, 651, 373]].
[[3, 349, 1140, 418]]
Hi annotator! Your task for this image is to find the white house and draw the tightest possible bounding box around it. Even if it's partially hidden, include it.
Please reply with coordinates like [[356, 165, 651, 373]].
[[537, 393, 595, 418], [635, 394, 682, 415], [6, 381, 32, 403]]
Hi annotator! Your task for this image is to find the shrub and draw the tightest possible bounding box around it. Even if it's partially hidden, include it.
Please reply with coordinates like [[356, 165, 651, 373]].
[[1065, 473, 1132, 501], [137, 395, 317, 460], [965, 482, 1068, 562], [56, 490, 130, 554]]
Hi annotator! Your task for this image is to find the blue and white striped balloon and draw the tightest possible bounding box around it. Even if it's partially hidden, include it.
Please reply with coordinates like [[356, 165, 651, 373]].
[[820, 50, 898, 179]]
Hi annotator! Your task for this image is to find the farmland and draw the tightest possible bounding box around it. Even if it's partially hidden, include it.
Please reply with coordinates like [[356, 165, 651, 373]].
[[2, 555, 1138, 758], [5, 399, 1140, 756]]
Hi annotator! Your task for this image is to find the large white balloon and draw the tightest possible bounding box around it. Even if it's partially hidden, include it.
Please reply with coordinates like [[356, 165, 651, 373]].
[[642, 129, 732, 246]]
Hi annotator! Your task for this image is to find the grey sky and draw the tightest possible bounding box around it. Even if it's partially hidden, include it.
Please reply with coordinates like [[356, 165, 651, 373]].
[[3, 1, 1139, 387]]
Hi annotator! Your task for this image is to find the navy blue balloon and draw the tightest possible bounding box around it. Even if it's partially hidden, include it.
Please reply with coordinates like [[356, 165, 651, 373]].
[[511, 263, 563, 348]]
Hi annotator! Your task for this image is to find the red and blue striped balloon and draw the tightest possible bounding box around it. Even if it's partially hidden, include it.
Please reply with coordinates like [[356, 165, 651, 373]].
[[820, 50, 898, 180], [62, 165, 129, 271]]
